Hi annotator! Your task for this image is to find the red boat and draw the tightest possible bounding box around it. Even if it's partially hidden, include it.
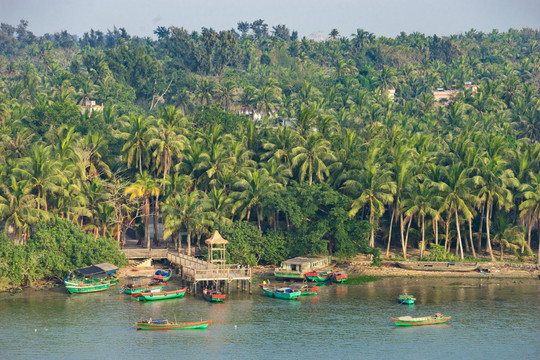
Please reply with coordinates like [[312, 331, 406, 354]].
[[202, 288, 226, 302]]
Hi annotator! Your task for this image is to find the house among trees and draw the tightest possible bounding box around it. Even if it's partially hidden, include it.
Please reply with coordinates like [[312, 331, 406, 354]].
[[238, 107, 263, 120], [433, 82, 479, 101], [80, 99, 104, 115]]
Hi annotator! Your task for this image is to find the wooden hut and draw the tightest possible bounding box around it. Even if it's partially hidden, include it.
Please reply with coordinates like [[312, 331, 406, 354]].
[[274, 256, 332, 280], [205, 231, 228, 267]]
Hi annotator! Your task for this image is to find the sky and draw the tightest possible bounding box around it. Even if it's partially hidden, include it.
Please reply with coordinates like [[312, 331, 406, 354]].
[[0, 0, 539, 40]]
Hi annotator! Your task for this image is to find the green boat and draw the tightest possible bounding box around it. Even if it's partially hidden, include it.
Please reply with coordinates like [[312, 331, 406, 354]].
[[391, 313, 451, 326], [153, 269, 172, 282], [202, 288, 226, 302], [64, 263, 119, 294], [135, 319, 210, 330], [398, 295, 416, 305], [305, 270, 334, 282], [65, 282, 111, 294], [332, 271, 348, 283], [260, 285, 302, 300], [121, 281, 168, 295], [133, 287, 187, 301]]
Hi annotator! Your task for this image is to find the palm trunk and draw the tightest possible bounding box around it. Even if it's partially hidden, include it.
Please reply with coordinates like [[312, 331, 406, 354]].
[[420, 214, 425, 259], [386, 207, 395, 257], [486, 201, 495, 261], [153, 196, 159, 245], [434, 216, 439, 245], [400, 214, 407, 260], [257, 207, 261, 231], [370, 212, 375, 247], [454, 208, 464, 260], [477, 202, 485, 253], [468, 218, 476, 258], [404, 216, 412, 255], [144, 197, 150, 250], [444, 216, 450, 253], [187, 232, 191, 256]]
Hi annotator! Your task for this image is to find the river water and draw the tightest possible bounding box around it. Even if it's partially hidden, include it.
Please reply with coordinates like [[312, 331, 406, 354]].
[[1, 277, 539, 360]]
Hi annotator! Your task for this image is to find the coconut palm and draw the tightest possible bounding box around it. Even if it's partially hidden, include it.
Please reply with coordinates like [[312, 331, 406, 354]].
[[291, 133, 335, 186], [519, 171, 540, 264], [120, 113, 156, 175]]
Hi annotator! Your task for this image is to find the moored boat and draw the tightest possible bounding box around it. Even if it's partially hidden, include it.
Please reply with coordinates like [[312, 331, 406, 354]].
[[391, 313, 451, 326], [132, 287, 187, 301], [397, 261, 478, 272], [202, 288, 226, 302], [153, 269, 172, 282], [274, 256, 332, 280], [305, 270, 334, 282], [121, 281, 168, 295], [260, 285, 302, 300], [135, 319, 210, 330], [332, 271, 348, 283], [64, 263, 119, 294], [289, 283, 319, 295], [398, 295, 416, 305]]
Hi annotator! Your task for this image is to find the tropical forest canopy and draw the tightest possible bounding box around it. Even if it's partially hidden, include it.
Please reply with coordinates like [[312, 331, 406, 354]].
[[1, 19, 540, 271]]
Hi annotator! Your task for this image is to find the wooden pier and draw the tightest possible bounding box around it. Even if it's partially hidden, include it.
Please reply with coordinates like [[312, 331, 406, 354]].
[[167, 252, 252, 294]]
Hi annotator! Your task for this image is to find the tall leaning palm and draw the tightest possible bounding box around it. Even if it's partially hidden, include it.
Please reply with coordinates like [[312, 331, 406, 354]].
[[291, 133, 335, 186], [519, 171, 540, 264], [344, 146, 396, 248], [124, 171, 160, 250]]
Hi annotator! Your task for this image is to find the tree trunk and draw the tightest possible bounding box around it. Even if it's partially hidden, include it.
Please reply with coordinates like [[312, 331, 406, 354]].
[[256, 207, 261, 231], [369, 212, 375, 247], [400, 214, 407, 260], [386, 207, 395, 257], [485, 202, 495, 261], [537, 216, 540, 265], [468, 218, 476, 258], [477, 202, 485, 253], [444, 216, 450, 253], [404, 216, 412, 255], [420, 214, 425, 259], [187, 232, 191, 256], [454, 208, 464, 260], [144, 198, 150, 250], [153, 196, 159, 246]]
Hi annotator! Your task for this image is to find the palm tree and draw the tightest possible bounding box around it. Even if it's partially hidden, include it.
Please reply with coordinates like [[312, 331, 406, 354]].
[[491, 213, 527, 261], [124, 171, 160, 249], [291, 133, 334, 186], [0, 177, 43, 244], [344, 145, 396, 248], [519, 171, 540, 264], [231, 169, 282, 230], [162, 190, 211, 255], [120, 114, 156, 175]]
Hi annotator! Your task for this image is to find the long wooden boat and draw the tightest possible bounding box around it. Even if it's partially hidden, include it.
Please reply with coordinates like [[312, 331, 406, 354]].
[[397, 261, 478, 272], [132, 287, 187, 302], [153, 269, 172, 282], [305, 270, 334, 282], [260, 285, 302, 300], [391, 313, 451, 326], [203, 288, 226, 302], [398, 295, 416, 305], [121, 281, 168, 295], [135, 319, 210, 330], [332, 271, 348, 283], [65, 282, 111, 294]]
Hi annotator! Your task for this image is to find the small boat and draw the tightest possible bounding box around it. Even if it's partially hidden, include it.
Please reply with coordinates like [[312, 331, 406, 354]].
[[153, 269, 172, 282], [288, 283, 319, 295], [65, 282, 111, 294], [203, 288, 226, 302], [305, 270, 334, 282], [398, 295, 416, 305], [332, 271, 348, 283], [135, 319, 211, 330], [132, 287, 187, 301], [64, 263, 119, 294], [260, 285, 302, 300], [397, 261, 478, 272], [391, 313, 451, 326], [121, 281, 168, 295]]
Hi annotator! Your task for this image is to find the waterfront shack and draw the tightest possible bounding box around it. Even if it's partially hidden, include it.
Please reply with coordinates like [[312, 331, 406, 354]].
[[274, 256, 332, 280]]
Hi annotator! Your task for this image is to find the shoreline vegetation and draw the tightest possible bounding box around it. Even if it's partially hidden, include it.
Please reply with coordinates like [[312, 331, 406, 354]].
[[1, 21, 540, 292]]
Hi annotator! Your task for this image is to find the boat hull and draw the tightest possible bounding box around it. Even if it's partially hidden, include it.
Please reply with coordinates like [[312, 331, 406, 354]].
[[392, 315, 451, 326], [134, 288, 187, 302], [203, 290, 226, 302], [273, 271, 306, 280], [261, 286, 301, 299], [135, 320, 210, 330], [397, 262, 478, 272], [305, 270, 334, 282], [332, 272, 348, 283], [122, 282, 167, 295], [66, 283, 111, 294]]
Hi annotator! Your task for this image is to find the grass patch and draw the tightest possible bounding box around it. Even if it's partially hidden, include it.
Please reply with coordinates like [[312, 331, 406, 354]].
[[347, 276, 380, 285]]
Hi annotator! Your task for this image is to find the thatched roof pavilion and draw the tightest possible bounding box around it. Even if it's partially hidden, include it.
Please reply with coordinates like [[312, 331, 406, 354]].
[[205, 231, 228, 266]]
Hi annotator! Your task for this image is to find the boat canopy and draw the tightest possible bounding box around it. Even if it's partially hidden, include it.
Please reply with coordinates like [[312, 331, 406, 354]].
[[73, 263, 119, 277]]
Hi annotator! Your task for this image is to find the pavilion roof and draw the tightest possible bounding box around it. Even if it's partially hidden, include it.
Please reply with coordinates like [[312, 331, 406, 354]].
[[205, 230, 229, 245]]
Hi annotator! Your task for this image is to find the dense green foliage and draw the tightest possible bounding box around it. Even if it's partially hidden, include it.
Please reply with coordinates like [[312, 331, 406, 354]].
[[0, 217, 126, 288], [1, 19, 540, 276]]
